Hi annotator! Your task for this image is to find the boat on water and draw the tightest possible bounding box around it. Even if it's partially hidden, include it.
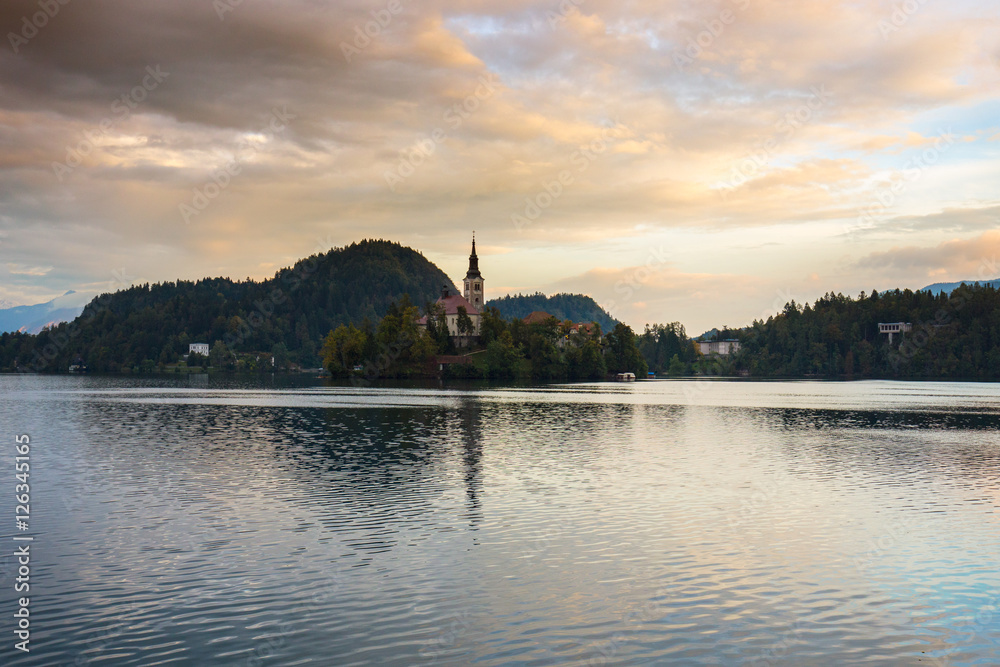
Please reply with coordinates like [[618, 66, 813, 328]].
[[616, 372, 635, 381]]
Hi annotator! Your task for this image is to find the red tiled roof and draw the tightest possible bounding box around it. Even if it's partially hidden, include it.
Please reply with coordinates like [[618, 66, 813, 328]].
[[523, 310, 555, 325], [436, 293, 480, 316]]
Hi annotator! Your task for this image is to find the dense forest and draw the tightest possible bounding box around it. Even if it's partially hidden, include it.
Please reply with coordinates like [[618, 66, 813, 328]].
[[729, 284, 1000, 378], [637, 322, 701, 375], [632, 284, 1000, 379], [487, 292, 618, 332], [322, 302, 647, 381], [0, 240, 457, 373], [7, 235, 997, 380]]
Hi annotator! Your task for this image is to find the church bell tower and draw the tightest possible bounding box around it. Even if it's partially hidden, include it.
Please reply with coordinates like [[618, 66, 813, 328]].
[[463, 234, 484, 310]]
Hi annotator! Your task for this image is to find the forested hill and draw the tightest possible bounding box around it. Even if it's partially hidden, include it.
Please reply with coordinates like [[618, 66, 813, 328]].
[[921, 279, 1000, 295], [0, 240, 457, 373], [733, 284, 1000, 378], [487, 292, 618, 331]]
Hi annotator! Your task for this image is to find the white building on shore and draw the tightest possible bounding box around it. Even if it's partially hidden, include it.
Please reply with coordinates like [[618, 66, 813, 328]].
[[698, 340, 741, 356], [189, 342, 210, 356], [878, 322, 911, 343]]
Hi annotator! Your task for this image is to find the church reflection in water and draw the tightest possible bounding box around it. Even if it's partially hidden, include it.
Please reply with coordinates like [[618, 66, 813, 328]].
[[458, 397, 484, 528]]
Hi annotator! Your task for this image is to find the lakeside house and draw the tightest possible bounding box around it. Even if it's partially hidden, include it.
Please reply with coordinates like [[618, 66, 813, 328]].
[[522, 311, 599, 348], [698, 340, 741, 356], [878, 322, 912, 343], [189, 342, 210, 356]]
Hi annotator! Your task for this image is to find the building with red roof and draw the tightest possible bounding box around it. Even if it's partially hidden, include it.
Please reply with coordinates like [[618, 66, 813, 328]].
[[416, 236, 484, 347]]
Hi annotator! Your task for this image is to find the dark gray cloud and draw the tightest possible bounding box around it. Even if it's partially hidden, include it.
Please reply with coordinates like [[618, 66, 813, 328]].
[[0, 0, 998, 329]]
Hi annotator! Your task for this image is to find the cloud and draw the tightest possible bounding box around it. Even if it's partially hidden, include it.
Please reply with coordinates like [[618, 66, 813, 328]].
[[850, 203, 1000, 237], [0, 0, 998, 329], [543, 260, 772, 333], [6, 264, 53, 276], [856, 230, 1000, 279]]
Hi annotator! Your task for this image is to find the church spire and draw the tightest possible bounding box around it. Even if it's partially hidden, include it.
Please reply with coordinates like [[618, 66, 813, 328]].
[[463, 233, 484, 310], [466, 233, 481, 279]]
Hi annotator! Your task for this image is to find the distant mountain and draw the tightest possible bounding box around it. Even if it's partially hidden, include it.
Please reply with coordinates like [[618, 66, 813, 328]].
[[487, 292, 618, 332], [921, 279, 1000, 295], [695, 328, 720, 342], [0, 291, 90, 334], [0, 240, 458, 372]]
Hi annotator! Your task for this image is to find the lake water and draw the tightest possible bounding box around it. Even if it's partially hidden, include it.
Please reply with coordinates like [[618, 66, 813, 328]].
[[1, 375, 999, 666]]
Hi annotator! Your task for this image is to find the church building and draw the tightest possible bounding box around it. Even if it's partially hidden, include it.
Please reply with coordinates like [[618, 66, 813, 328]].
[[417, 236, 485, 347]]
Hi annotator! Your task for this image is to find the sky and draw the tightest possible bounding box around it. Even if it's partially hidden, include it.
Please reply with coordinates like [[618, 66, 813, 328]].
[[1, 0, 999, 334]]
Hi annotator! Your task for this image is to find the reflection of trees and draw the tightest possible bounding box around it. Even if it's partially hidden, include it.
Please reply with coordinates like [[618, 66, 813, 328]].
[[742, 406, 1000, 493], [303, 407, 451, 550], [277, 399, 656, 551], [770, 407, 1000, 432]]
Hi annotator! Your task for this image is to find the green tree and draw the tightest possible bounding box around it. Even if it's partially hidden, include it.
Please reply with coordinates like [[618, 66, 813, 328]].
[[272, 342, 290, 370], [667, 354, 686, 376], [210, 340, 231, 369], [372, 295, 436, 376], [322, 323, 368, 376], [567, 338, 606, 380], [188, 351, 208, 368], [425, 302, 452, 353], [528, 332, 564, 379], [485, 332, 522, 379], [605, 323, 648, 376], [479, 307, 508, 346], [456, 306, 474, 337]]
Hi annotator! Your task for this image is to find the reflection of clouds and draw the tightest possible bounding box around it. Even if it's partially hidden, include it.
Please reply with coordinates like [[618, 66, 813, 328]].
[[9, 377, 1000, 664], [739, 404, 1000, 509]]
